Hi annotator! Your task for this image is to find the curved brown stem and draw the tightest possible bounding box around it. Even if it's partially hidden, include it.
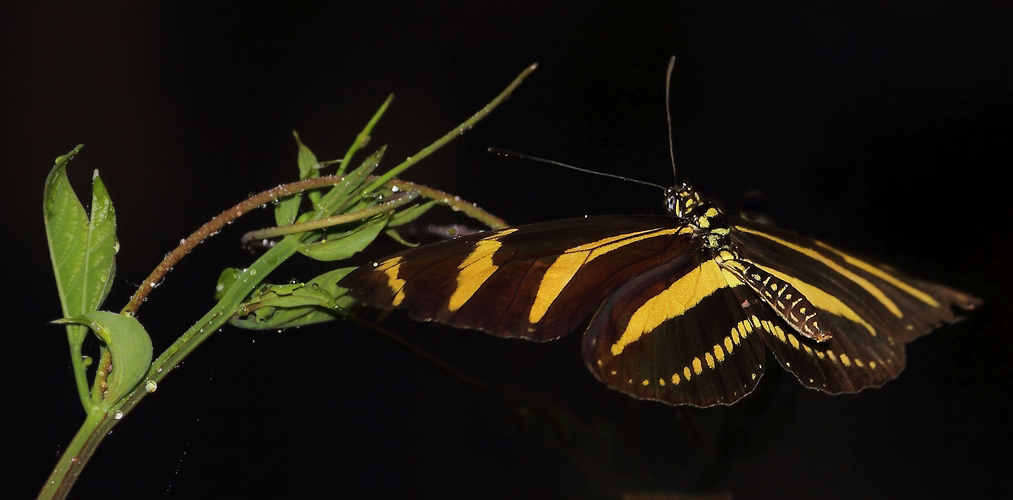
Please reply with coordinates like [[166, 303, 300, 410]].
[[122, 176, 508, 316]]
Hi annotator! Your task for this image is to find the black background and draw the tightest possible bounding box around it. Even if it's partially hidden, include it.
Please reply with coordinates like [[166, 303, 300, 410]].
[[6, 1, 1011, 499]]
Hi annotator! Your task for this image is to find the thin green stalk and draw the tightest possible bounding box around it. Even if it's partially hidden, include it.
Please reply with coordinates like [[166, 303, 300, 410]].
[[363, 63, 537, 194], [67, 340, 92, 410], [315, 107, 391, 215], [387, 178, 508, 229], [241, 190, 419, 245], [39, 63, 535, 500], [335, 94, 393, 177]]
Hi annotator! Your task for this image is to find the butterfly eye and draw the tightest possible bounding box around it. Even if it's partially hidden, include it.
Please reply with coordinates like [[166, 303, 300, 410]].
[[663, 188, 679, 215], [664, 185, 702, 218]]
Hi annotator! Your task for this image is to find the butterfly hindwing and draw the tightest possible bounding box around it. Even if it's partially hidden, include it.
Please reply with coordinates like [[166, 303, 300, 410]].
[[581, 252, 768, 406]]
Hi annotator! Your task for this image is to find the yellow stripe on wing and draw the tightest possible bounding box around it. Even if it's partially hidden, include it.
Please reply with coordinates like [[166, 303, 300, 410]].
[[376, 256, 407, 306], [755, 264, 877, 336], [447, 229, 517, 312], [814, 240, 941, 307], [529, 227, 688, 324], [611, 259, 734, 356], [735, 225, 903, 318]]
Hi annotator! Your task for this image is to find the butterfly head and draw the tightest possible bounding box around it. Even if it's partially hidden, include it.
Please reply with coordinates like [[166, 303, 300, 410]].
[[664, 183, 702, 218]]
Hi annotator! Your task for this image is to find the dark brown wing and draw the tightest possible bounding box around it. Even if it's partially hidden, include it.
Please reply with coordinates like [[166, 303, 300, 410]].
[[339, 215, 695, 342], [729, 217, 981, 394], [580, 251, 768, 407]]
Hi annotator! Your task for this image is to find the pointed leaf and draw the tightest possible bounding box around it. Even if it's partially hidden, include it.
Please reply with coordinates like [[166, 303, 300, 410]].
[[44, 146, 118, 346], [276, 131, 323, 226], [383, 229, 420, 248], [298, 216, 388, 261], [317, 146, 386, 217], [214, 268, 241, 301], [54, 311, 152, 405]]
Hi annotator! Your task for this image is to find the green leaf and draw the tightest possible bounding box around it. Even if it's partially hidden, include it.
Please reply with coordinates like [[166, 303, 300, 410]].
[[388, 200, 436, 228], [317, 143, 387, 218], [44, 146, 118, 347], [296, 133, 325, 209], [383, 228, 419, 248], [214, 268, 241, 301], [294, 130, 320, 179], [275, 131, 322, 226], [230, 268, 357, 330], [307, 267, 358, 300], [298, 215, 389, 261], [54, 311, 152, 406]]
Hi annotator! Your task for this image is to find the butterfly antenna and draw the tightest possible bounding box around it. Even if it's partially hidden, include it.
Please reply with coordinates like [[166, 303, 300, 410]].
[[488, 148, 666, 191], [665, 55, 678, 183]]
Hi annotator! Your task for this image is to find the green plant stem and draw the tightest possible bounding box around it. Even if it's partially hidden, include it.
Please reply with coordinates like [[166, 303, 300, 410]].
[[67, 338, 92, 409], [40, 63, 535, 500], [123, 176, 507, 317], [363, 63, 538, 194], [335, 94, 393, 177], [122, 176, 505, 316], [40, 238, 300, 500], [387, 178, 508, 229], [37, 407, 107, 500], [241, 190, 419, 245]]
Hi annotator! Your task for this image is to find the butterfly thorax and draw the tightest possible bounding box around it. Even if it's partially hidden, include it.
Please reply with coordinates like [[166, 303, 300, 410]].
[[666, 183, 836, 342], [665, 183, 731, 249]]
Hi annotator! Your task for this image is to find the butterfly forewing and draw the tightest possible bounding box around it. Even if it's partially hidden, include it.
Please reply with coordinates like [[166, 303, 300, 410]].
[[729, 217, 980, 392], [731, 218, 980, 339], [341, 215, 696, 342]]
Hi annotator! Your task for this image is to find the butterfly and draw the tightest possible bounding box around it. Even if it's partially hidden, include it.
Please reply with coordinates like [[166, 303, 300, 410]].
[[338, 61, 980, 408]]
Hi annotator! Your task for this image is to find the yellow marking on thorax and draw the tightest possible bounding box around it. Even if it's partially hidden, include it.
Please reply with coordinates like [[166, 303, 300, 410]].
[[815, 241, 941, 307], [610, 259, 731, 356], [735, 225, 903, 317], [528, 228, 686, 324], [447, 229, 517, 311]]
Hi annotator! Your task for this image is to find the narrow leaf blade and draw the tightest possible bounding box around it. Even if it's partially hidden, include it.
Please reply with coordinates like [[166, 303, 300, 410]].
[[298, 216, 388, 261], [276, 131, 322, 225]]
